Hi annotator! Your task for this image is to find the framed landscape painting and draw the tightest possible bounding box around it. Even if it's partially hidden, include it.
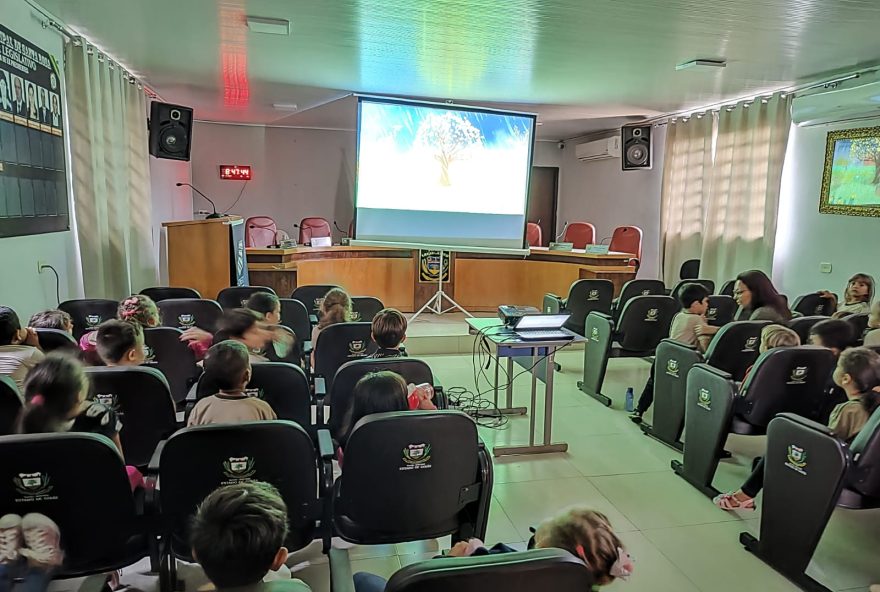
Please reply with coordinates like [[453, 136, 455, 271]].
[[819, 126, 880, 217]]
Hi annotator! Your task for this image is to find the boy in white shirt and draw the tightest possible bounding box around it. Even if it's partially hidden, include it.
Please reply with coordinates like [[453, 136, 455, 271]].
[[630, 283, 710, 423]]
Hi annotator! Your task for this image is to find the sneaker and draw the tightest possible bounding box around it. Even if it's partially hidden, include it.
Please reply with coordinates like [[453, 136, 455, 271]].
[[20, 513, 63, 567], [628, 411, 643, 424], [0, 514, 23, 565]]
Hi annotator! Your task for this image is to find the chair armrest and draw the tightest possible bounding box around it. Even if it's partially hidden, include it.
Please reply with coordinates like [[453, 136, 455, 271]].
[[309, 314, 319, 325], [328, 548, 356, 592], [146, 439, 167, 476], [303, 340, 313, 355], [316, 429, 335, 500], [314, 376, 326, 424], [317, 429, 336, 460], [542, 293, 565, 314]]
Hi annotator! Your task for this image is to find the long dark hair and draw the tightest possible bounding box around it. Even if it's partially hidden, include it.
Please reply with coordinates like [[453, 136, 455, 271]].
[[736, 270, 791, 321], [213, 308, 262, 345], [342, 371, 408, 446], [18, 353, 87, 434], [838, 347, 880, 415]]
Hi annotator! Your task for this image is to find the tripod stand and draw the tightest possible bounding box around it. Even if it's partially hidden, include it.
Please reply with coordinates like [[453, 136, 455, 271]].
[[410, 249, 473, 321]]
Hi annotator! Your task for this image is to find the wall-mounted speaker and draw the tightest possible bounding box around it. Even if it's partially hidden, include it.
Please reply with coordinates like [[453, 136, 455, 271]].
[[149, 101, 193, 161], [621, 124, 651, 170]]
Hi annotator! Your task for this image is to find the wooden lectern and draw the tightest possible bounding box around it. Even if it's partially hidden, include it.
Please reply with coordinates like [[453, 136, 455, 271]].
[[162, 217, 248, 300]]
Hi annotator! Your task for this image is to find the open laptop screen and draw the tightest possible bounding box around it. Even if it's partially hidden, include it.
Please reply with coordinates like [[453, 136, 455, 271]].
[[514, 314, 570, 330]]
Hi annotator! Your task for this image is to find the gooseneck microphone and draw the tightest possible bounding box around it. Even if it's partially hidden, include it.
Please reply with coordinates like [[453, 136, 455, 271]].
[[176, 182, 223, 219], [333, 221, 349, 237]]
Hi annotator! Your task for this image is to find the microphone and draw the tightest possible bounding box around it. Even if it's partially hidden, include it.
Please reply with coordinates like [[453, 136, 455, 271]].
[[556, 221, 569, 240], [176, 182, 222, 219], [599, 236, 613, 245], [333, 221, 349, 237]]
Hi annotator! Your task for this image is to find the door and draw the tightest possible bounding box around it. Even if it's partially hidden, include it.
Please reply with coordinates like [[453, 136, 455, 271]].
[[527, 166, 559, 247]]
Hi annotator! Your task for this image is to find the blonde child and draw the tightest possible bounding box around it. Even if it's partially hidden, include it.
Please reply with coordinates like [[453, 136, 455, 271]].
[[820, 273, 874, 317], [311, 288, 353, 365], [740, 324, 800, 384]]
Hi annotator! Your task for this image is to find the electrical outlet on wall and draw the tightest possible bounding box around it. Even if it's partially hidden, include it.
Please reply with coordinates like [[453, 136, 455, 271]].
[[820, 262, 832, 273], [37, 260, 46, 274]]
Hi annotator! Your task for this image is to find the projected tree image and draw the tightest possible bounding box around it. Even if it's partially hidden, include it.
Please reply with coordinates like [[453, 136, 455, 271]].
[[416, 112, 483, 186], [851, 137, 880, 184]]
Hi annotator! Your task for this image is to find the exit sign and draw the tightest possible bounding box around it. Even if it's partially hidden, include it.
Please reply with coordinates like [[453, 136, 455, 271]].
[[219, 165, 252, 180]]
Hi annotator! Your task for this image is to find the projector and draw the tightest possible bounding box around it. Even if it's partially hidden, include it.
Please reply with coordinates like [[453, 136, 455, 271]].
[[498, 305, 540, 326]]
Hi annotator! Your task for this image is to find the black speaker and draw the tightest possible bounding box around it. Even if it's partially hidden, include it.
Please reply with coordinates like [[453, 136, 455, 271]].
[[621, 124, 651, 170], [149, 102, 193, 161]]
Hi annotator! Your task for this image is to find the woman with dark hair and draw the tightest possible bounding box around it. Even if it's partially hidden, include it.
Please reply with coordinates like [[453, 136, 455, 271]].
[[732, 269, 791, 323]]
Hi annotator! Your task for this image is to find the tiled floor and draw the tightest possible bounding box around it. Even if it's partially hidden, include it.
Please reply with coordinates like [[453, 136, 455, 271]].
[[76, 347, 879, 592]]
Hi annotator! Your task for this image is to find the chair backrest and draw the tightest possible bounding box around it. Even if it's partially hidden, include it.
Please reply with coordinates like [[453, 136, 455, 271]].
[[0, 432, 142, 576], [526, 223, 542, 247], [328, 358, 434, 440], [157, 298, 223, 332], [35, 328, 78, 354], [195, 362, 311, 428], [719, 280, 736, 297], [787, 316, 826, 345], [351, 296, 385, 322], [703, 321, 771, 382], [263, 325, 303, 365], [738, 346, 836, 427], [608, 225, 642, 260], [59, 299, 118, 340], [313, 322, 376, 389], [561, 222, 595, 249], [334, 411, 491, 544], [385, 549, 593, 592], [679, 259, 700, 280], [850, 406, 880, 496], [139, 287, 201, 302], [844, 313, 870, 345], [143, 327, 200, 403], [279, 298, 312, 344], [217, 285, 276, 310], [0, 376, 22, 436], [562, 279, 614, 335], [613, 279, 665, 325], [86, 366, 178, 467], [299, 217, 331, 245], [670, 279, 715, 306], [791, 293, 835, 317], [291, 285, 342, 318], [158, 421, 320, 558], [245, 216, 278, 248], [705, 295, 737, 327], [615, 295, 678, 353]]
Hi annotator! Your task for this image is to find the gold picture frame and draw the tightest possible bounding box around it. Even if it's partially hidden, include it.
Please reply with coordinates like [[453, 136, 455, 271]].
[[819, 126, 880, 217]]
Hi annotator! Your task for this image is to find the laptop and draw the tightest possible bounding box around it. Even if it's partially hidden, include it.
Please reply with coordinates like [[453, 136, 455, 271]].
[[512, 314, 574, 341]]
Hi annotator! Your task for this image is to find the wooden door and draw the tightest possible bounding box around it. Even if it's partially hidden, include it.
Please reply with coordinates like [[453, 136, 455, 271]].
[[527, 166, 559, 247]]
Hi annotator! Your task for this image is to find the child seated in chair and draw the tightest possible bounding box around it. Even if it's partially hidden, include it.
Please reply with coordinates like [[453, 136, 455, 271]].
[[629, 283, 710, 424], [190, 481, 310, 592], [188, 340, 276, 426], [819, 273, 874, 317], [740, 324, 800, 384], [96, 320, 146, 367], [28, 309, 73, 334], [311, 288, 352, 366], [79, 295, 160, 363], [246, 293, 296, 361], [367, 308, 408, 359], [809, 318, 856, 420], [352, 506, 634, 592], [0, 305, 44, 391], [715, 347, 880, 511], [864, 300, 880, 348]]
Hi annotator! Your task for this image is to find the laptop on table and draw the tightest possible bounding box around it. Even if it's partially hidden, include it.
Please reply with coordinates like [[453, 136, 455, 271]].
[[512, 314, 575, 341]]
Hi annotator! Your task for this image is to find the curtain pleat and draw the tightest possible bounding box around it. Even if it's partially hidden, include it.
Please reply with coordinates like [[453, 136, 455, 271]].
[[65, 43, 156, 298]]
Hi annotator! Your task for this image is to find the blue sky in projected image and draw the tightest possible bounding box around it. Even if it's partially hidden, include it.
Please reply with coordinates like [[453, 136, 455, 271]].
[[360, 101, 533, 147]]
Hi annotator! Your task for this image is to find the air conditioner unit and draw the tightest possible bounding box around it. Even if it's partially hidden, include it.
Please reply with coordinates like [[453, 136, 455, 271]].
[[575, 136, 621, 161], [792, 71, 880, 126]]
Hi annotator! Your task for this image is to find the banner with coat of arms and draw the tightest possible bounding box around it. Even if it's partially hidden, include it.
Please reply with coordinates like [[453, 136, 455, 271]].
[[419, 250, 450, 283]]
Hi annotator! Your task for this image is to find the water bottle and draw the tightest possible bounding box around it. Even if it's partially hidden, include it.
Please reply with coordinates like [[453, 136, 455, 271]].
[[624, 387, 634, 412]]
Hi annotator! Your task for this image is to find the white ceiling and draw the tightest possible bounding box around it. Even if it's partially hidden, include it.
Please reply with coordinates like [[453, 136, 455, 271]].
[[36, 0, 880, 139]]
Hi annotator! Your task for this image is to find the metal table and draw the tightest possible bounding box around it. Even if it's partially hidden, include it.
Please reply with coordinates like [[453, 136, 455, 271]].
[[466, 317, 583, 457]]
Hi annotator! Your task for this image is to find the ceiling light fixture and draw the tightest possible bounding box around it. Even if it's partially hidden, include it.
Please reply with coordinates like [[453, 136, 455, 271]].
[[676, 58, 727, 71], [246, 16, 290, 35], [273, 103, 299, 111]]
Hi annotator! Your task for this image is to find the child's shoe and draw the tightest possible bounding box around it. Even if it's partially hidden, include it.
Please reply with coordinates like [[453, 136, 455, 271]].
[[0, 514, 23, 565], [20, 513, 63, 567]]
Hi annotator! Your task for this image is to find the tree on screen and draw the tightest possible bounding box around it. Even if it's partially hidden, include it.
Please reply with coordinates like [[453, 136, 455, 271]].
[[851, 137, 880, 184], [416, 112, 482, 186]]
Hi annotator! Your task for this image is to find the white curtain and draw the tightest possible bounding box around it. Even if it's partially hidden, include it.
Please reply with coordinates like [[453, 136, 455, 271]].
[[65, 42, 157, 298], [699, 95, 792, 285], [659, 114, 714, 286]]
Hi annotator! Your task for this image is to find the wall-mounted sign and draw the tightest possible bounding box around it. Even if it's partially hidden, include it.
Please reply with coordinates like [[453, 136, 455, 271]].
[[419, 250, 450, 283], [219, 164, 252, 180]]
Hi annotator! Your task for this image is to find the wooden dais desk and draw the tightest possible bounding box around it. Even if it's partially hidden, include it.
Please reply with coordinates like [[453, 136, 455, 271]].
[[247, 246, 636, 313]]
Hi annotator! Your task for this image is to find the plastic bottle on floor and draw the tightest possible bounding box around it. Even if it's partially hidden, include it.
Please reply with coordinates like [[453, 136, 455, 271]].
[[624, 387, 634, 412]]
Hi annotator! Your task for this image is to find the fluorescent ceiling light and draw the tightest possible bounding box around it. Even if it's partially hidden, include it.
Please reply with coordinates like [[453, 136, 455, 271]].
[[676, 59, 727, 71], [246, 16, 290, 35]]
